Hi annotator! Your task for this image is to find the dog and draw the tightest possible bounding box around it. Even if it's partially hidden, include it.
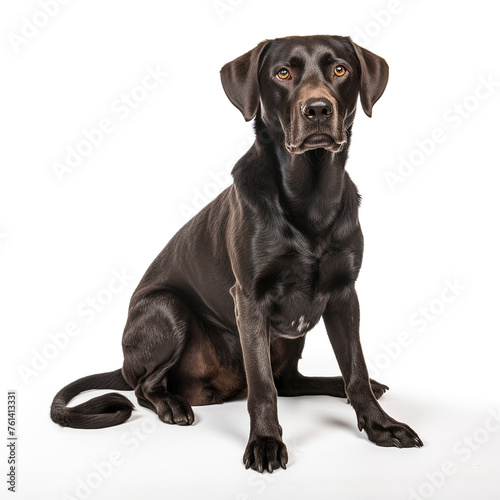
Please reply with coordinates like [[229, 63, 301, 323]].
[[51, 35, 422, 473]]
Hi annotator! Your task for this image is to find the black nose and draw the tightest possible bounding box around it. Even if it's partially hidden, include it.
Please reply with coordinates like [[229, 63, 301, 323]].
[[301, 99, 333, 123]]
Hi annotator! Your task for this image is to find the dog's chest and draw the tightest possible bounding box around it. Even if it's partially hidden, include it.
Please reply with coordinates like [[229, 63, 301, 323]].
[[263, 247, 356, 339], [269, 288, 326, 339]]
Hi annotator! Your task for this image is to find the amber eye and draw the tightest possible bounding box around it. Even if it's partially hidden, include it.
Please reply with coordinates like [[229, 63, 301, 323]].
[[334, 65, 346, 77], [276, 68, 291, 80]]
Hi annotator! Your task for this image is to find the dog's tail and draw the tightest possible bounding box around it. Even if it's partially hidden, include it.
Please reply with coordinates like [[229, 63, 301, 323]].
[[50, 369, 134, 429]]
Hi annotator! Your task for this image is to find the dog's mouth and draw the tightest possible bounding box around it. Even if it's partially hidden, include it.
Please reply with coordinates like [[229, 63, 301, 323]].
[[304, 133, 335, 149], [286, 133, 346, 155]]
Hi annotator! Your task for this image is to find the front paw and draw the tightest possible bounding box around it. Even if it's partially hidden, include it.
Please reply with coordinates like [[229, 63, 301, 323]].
[[358, 412, 423, 448], [243, 436, 288, 473]]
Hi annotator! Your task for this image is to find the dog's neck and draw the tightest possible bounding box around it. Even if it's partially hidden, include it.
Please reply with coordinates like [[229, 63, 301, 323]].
[[256, 119, 352, 234]]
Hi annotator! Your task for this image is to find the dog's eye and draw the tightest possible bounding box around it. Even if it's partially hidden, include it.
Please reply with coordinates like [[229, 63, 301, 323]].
[[276, 68, 291, 80], [334, 65, 346, 77]]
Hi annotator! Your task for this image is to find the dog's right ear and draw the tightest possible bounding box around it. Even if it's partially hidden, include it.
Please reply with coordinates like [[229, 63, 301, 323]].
[[220, 41, 269, 122]]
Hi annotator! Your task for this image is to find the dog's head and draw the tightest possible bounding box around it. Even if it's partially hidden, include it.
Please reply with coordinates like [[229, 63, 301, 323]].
[[220, 35, 389, 155]]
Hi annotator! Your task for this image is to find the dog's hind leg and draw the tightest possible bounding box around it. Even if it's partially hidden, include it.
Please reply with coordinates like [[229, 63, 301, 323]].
[[121, 290, 195, 425], [272, 338, 389, 400], [276, 374, 388, 400]]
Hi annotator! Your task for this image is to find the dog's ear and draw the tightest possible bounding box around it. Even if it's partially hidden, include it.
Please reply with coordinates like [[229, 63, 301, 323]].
[[220, 41, 269, 122], [348, 39, 389, 117]]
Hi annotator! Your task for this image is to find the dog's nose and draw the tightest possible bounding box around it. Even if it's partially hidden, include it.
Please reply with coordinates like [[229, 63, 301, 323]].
[[301, 99, 333, 123]]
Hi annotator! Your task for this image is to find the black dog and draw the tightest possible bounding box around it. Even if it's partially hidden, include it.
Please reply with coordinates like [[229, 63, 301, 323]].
[[51, 35, 422, 473]]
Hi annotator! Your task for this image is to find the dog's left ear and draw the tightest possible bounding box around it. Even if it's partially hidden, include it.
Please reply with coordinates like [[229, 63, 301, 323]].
[[348, 39, 389, 117], [220, 41, 269, 122]]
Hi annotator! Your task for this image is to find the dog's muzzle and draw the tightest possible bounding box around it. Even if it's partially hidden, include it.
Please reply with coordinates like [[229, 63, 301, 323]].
[[284, 97, 347, 155]]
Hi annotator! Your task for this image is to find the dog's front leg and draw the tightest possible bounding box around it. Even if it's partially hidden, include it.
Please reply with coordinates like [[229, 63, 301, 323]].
[[231, 284, 288, 473], [323, 285, 423, 448]]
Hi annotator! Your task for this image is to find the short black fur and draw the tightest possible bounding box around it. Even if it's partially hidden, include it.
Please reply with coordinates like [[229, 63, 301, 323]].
[[51, 35, 421, 473]]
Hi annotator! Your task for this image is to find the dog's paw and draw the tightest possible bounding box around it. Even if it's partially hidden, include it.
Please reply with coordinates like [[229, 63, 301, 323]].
[[358, 412, 423, 448], [369, 379, 389, 399], [243, 436, 288, 473], [157, 394, 194, 426]]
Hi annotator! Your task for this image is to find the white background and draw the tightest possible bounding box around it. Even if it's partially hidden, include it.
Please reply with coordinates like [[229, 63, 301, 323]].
[[2, 1, 500, 499]]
